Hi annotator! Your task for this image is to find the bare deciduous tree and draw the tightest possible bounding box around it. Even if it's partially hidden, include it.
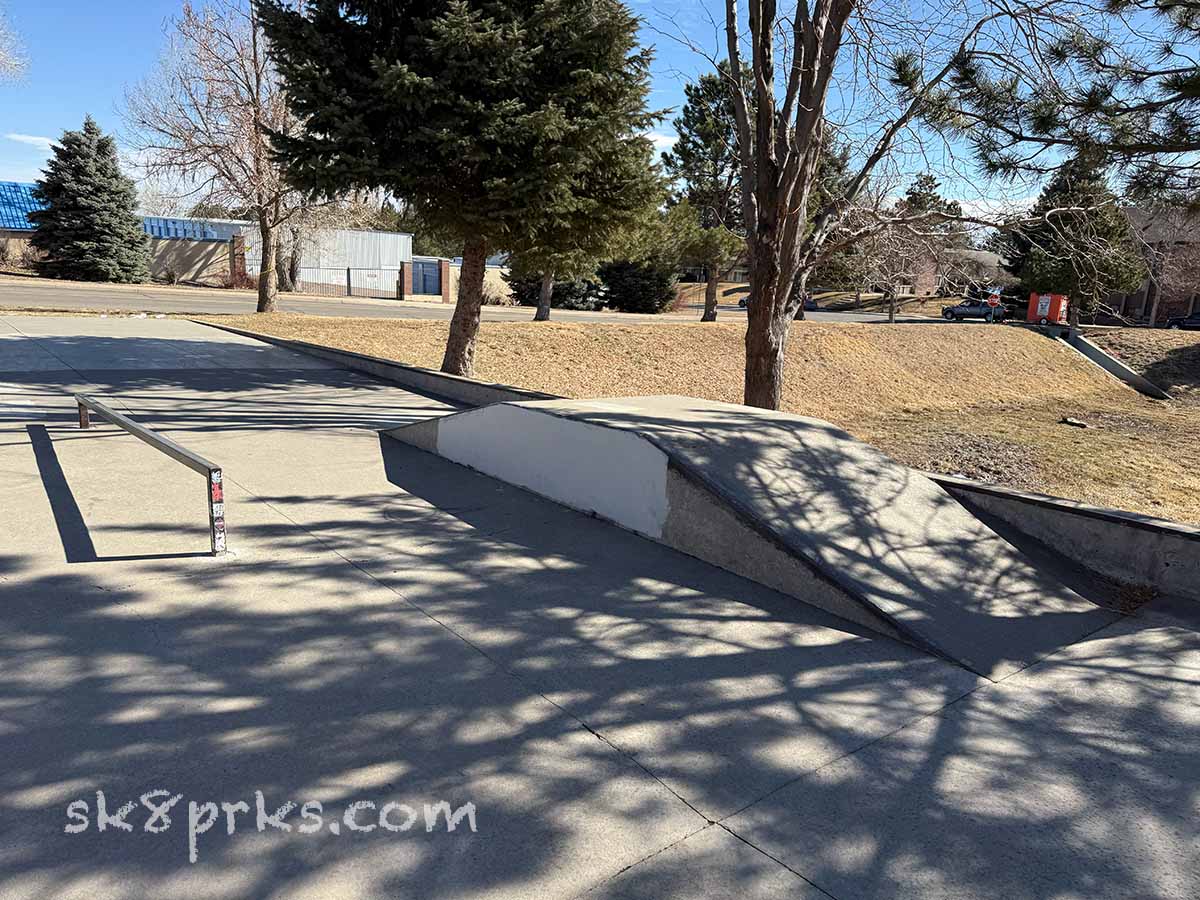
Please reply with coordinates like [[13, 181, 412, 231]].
[[1127, 207, 1200, 326], [124, 0, 297, 312], [716, 1, 1049, 406], [273, 197, 385, 292], [0, 6, 23, 81], [703, 0, 1146, 407]]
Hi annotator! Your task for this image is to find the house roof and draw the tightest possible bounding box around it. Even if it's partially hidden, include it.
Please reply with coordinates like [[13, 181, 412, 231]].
[[0, 182, 39, 231], [945, 247, 1004, 268], [1123, 206, 1200, 244]]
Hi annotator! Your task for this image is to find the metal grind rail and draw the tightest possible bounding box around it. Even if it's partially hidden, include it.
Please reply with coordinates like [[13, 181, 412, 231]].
[[75, 394, 227, 555]]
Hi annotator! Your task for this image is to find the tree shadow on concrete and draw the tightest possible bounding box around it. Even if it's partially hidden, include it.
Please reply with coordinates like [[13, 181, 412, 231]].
[[459, 398, 1124, 679], [3, 367, 1195, 897], [0, 546, 700, 898], [0, 433, 980, 898], [723, 600, 1200, 899]]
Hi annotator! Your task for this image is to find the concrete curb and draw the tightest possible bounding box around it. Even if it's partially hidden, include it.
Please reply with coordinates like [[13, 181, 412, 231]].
[[930, 473, 1199, 602], [193, 320, 560, 407]]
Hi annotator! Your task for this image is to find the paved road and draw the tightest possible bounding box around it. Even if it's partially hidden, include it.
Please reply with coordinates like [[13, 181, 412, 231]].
[[0, 276, 930, 324], [2, 315, 1192, 899]]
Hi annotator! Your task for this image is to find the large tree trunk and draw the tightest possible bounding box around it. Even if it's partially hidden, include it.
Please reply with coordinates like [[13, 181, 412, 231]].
[[743, 249, 789, 410], [256, 219, 278, 313], [702, 262, 720, 322], [442, 235, 489, 376], [275, 227, 302, 292], [1068, 300, 1081, 340], [533, 271, 554, 321], [888, 288, 896, 324]]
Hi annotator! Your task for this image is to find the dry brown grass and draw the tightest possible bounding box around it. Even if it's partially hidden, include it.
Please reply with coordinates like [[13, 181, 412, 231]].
[[1087, 328, 1200, 406], [202, 312, 1200, 524]]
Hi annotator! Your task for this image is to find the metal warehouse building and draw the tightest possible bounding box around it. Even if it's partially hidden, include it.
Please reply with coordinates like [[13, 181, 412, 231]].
[[240, 225, 423, 299]]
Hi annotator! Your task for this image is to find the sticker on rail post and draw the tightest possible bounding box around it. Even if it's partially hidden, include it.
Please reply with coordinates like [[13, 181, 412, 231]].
[[210, 469, 227, 554], [212, 518, 227, 553]]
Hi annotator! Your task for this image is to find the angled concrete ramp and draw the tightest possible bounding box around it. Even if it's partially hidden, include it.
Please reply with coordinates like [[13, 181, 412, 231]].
[[386, 396, 1119, 679]]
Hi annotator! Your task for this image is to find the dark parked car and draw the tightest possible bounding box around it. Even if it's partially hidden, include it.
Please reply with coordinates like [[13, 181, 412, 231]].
[[739, 294, 821, 313], [942, 298, 1006, 322], [1165, 312, 1200, 330]]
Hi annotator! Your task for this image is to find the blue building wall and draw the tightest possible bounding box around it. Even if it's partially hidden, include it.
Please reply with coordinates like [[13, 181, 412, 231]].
[[142, 216, 247, 241]]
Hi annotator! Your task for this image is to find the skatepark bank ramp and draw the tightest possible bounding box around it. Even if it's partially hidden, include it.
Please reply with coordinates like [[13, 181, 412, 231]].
[[387, 395, 1120, 680]]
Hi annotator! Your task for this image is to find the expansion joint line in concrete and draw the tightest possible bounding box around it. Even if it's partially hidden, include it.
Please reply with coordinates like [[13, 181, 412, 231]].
[[565, 825, 713, 900], [697, 607, 1142, 898], [209, 473, 719, 837], [4, 317, 142, 421], [718, 823, 842, 900], [708, 611, 1124, 828], [5, 316, 93, 383], [185, 415, 1143, 898]]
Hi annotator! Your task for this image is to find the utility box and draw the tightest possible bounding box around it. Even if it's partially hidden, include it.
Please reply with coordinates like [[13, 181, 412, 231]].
[[1027, 292, 1069, 325]]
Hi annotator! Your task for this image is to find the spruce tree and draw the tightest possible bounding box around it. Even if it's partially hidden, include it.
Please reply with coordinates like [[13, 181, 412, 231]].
[[257, 0, 660, 375], [662, 66, 745, 321], [1003, 156, 1145, 320], [30, 117, 149, 283]]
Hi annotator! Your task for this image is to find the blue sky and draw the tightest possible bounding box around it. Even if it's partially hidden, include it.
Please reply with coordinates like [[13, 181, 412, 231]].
[[4, 0, 709, 186], [1, 0, 1026, 208], [1, 0, 185, 181]]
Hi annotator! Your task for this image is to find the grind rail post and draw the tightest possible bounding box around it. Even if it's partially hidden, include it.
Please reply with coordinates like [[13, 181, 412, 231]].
[[75, 394, 227, 555]]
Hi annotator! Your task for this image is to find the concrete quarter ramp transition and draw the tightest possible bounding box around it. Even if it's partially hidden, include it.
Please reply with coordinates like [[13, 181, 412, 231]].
[[387, 395, 1119, 680]]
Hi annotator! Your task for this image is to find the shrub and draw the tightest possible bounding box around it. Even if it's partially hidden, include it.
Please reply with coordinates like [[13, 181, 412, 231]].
[[19, 242, 44, 270], [481, 280, 518, 306], [506, 273, 604, 311], [597, 259, 678, 314]]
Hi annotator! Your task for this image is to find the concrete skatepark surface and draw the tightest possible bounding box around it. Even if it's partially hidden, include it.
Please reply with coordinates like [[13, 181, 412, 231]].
[[0, 313, 1197, 899], [388, 396, 1120, 679]]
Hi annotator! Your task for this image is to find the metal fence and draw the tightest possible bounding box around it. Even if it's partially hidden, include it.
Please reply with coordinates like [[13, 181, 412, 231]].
[[244, 265, 403, 300], [294, 266, 400, 300], [244, 263, 447, 300]]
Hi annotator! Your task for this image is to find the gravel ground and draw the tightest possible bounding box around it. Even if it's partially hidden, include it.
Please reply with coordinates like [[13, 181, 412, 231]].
[[200, 313, 1200, 524]]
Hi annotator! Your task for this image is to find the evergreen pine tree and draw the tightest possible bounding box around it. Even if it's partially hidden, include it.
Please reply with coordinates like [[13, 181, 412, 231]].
[[662, 65, 745, 321], [1003, 156, 1145, 319], [30, 117, 149, 283], [257, 0, 660, 374]]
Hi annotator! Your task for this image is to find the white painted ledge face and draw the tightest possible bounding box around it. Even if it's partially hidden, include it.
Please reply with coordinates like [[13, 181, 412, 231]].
[[433, 404, 671, 539]]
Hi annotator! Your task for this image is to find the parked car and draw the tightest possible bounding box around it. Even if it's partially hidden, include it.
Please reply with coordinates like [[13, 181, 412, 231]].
[[942, 298, 1007, 322], [1165, 312, 1200, 330], [738, 294, 821, 312]]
